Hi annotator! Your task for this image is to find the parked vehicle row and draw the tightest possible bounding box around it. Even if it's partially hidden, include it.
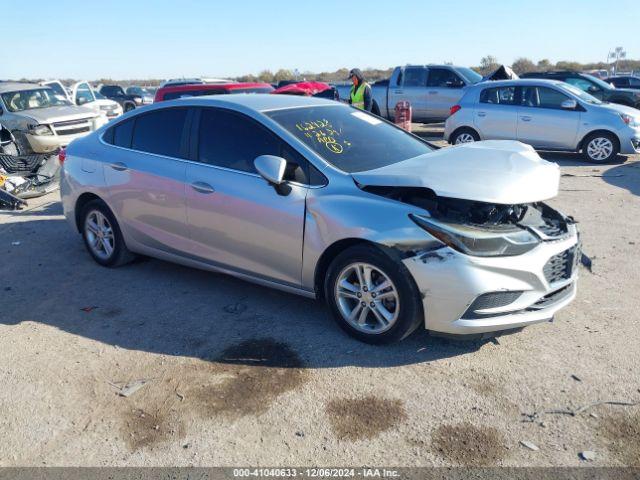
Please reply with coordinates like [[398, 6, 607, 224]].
[[43, 80, 123, 120], [336, 64, 483, 122], [444, 78, 640, 163]]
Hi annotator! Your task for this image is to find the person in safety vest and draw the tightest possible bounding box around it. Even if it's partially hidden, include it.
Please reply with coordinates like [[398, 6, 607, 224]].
[[347, 68, 372, 112]]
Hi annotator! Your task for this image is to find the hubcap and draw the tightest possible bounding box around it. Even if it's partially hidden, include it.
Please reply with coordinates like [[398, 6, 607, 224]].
[[587, 137, 613, 161], [84, 210, 115, 260], [455, 133, 475, 144], [335, 262, 400, 334]]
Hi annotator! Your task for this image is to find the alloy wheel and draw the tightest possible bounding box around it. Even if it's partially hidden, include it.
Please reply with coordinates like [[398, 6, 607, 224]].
[[586, 137, 613, 161], [84, 210, 115, 261], [334, 262, 400, 334], [455, 133, 476, 144]]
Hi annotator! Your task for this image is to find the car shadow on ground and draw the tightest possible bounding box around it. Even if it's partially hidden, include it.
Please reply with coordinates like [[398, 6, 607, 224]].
[[1, 215, 491, 370], [600, 161, 640, 197]]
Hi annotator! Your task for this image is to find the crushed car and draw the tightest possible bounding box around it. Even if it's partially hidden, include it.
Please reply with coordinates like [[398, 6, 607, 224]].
[[0, 123, 60, 209]]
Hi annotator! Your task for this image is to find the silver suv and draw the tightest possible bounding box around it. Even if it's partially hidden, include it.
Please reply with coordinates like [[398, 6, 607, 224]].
[[444, 79, 640, 162]]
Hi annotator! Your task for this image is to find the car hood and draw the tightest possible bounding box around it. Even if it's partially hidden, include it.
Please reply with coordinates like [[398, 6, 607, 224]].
[[351, 140, 560, 204], [594, 101, 640, 117], [23, 105, 98, 123]]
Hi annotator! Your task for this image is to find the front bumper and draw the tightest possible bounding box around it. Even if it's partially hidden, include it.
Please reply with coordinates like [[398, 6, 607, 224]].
[[619, 126, 640, 154], [26, 130, 91, 153], [403, 229, 579, 335]]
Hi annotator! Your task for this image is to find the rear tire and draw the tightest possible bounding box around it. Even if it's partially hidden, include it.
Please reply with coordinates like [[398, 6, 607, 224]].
[[451, 127, 480, 145], [582, 132, 619, 163], [80, 199, 135, 267], [324, 244, 423, 344]]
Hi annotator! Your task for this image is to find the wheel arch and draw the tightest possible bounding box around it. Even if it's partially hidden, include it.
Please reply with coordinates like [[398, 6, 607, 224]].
[[578, 129, 621, 152], [313, 238, 382, 299], [74, 192, 103, 232], [449, 126, 480, 144]]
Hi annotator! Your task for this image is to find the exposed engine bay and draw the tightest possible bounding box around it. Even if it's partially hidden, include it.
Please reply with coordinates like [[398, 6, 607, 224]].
[[361, 185, 573, 239]]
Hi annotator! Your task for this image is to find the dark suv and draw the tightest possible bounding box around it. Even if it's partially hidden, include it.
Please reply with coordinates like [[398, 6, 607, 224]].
[[98, 85, 145, 112], [521, 71, 640, 109], [604, 75, 640, 90]]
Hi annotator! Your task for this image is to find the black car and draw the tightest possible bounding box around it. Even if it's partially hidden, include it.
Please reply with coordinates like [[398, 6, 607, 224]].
[[603, 75, 640, 90], [521, 71, 640, 108], [98, 85, 144, 112]]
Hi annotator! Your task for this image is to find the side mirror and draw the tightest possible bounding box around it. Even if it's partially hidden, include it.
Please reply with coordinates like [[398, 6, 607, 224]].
[[77, 97, 88, 105], [587, 85, 599, 93], [254, 155, 286, 185], [561, 99, 578, 110]]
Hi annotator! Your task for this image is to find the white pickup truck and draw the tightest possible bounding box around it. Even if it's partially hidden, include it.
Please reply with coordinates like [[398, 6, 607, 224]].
[[0, 82, 103, 154], [336, 64, 483, 123], [43, 80, 123, 121]]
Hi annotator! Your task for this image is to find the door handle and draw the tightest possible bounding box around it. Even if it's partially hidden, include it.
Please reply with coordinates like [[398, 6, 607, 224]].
[[394, 90, 404, 94], [190, 181, 215, 194], [521, 116, 532, 122], [109, 162, 128, 171], [477, 111, 487, 117], [428, 91, 438, 94]]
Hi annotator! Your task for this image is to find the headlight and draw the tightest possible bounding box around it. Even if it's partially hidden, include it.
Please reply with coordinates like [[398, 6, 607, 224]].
[[133, 97, 143, 105], [410, 214, 540, 257], [27, 124, 53, 136], [620, 113, 640, 127]]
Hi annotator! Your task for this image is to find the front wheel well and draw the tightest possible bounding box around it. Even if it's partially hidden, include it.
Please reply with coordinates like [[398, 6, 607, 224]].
[[449, 126, 480, 144], [314, 238, 380, 299], [578, 129, 621, 152], [74, 192, 102, 232]]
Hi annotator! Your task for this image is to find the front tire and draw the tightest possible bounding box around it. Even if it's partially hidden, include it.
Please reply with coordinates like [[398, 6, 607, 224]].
[[451, 127, 480, 145], [324, 244, 423, 344], [124, 102, 135, 112], [80, 199, 134, 267], [583, 132, 619, 163]]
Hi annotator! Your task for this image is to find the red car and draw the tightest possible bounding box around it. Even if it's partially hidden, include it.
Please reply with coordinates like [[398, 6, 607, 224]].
[[154, 82, 274, 102]]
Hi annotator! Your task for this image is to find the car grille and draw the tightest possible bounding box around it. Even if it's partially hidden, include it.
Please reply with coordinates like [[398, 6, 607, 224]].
[[461, 291, 523, 319], [51, 117, 93, 137], [543, 246, 579, 284], [528, 284, 574, 310]]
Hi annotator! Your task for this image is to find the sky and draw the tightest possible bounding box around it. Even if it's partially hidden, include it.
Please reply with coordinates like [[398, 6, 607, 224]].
[[2, 0, 639, 80]]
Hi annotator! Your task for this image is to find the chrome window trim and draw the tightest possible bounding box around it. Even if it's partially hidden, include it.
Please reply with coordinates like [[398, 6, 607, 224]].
[[97, 131, 326, 189]]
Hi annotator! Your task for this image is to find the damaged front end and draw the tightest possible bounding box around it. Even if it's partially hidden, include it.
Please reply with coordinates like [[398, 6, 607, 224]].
[[359, 185, 580, 335], [361, 185, 576, 256], [0, 124, 60, 210]]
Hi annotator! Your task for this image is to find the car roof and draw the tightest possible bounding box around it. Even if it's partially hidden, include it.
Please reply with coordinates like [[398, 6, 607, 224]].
[[158, 82, 272, 93], [0, 82, 45, 93], [471, 78, 566, 88], [165, 93, 339, 112]]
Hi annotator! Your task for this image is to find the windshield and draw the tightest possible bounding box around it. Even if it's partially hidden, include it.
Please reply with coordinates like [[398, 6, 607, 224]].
[[1, 88, 72, 112], [587, 75, 614, 90], [101, 86, 125, 96], [457, 67, 483, 84], [558, 83, 603, 104], [265, 105, 433, 173], [127, 86, 151, 96]]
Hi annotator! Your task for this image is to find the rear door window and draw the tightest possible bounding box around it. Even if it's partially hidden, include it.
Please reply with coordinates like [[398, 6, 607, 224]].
[[402, 67, 427, 87], [131, 108, 188, 157], [479, 87, 516, 105], [104, 118, 134, 148]]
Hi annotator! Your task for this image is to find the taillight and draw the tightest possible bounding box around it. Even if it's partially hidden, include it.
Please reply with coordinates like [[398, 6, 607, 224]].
[[450, 105, 462, 116], [58, 148, 66, 164]]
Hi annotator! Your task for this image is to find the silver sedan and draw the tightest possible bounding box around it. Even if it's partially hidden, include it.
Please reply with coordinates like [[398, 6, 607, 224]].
[[61, 95, 579, 343]]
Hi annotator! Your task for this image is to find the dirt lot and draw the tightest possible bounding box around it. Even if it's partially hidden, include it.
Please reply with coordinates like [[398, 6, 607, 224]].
[[1, 126, 639, 467]]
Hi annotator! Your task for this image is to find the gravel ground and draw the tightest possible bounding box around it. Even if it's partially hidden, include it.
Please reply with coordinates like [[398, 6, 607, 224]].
[[1, 127, 639, 467]]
